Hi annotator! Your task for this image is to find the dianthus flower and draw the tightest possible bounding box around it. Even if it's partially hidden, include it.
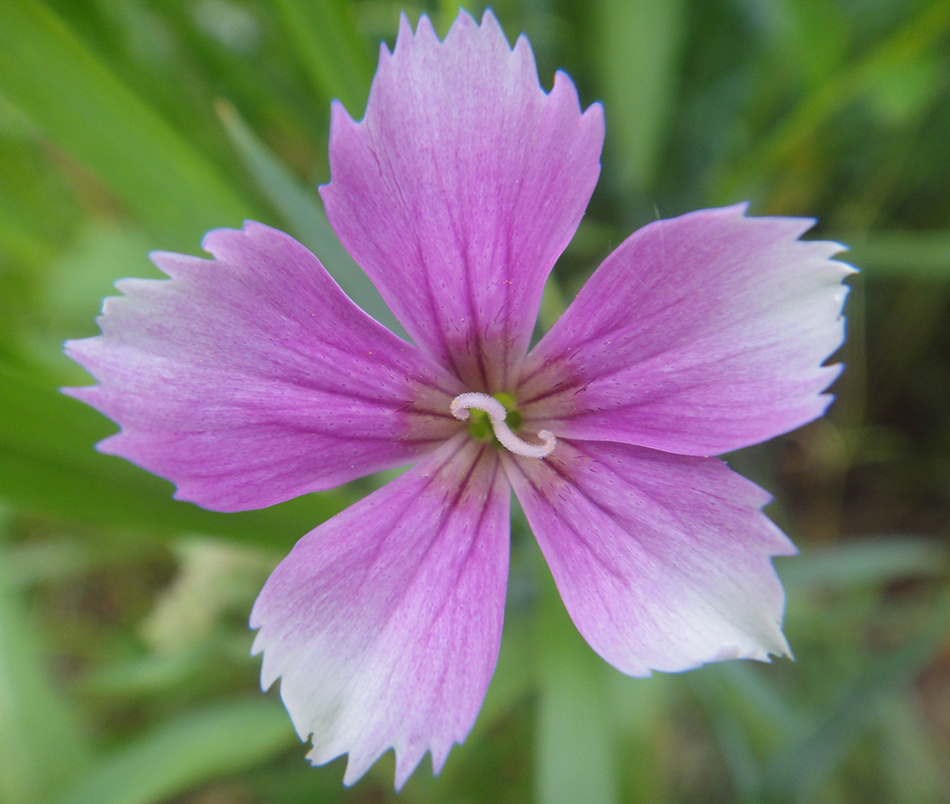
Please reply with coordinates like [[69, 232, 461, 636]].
[[65, 9, 851, 790]]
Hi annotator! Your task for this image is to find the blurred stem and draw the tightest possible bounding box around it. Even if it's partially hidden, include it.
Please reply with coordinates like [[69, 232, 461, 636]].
[[847, 231, 950, 278], [533, 553, 619, 804], [590, 0, 686, 196]]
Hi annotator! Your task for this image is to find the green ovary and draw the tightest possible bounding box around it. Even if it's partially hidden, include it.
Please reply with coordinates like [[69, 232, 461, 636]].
[[467, 393, 522, 442]]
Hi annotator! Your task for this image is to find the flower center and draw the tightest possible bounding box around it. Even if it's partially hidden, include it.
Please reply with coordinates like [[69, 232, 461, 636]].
[[450, 392, 555, 459]]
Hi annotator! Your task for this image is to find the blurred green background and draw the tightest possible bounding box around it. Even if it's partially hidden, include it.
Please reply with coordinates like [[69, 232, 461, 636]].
[[1, 0, 949, 802]]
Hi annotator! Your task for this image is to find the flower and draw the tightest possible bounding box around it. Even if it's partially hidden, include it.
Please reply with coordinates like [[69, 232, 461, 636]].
[[64, 8, 852, 790]]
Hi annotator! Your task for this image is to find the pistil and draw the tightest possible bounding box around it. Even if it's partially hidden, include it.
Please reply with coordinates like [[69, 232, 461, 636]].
[[450, 392, 555, 459]]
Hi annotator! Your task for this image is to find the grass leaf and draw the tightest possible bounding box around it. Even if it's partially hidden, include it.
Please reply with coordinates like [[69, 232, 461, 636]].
[[273, 0, 374, 112], [55, 698, 295, 804], [0, 0, 256, 249], [0, 543, 91, 804], [534, 564, 619, 804], [590, 0, 686, 194]]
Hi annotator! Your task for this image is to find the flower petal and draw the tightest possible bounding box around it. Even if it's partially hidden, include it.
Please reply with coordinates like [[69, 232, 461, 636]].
[[65, 222, 463, 512], [520, 205, 853, 455], [251, 436, 510, 788], [504, 439, 795, 676], [321, 10, 604, 392]]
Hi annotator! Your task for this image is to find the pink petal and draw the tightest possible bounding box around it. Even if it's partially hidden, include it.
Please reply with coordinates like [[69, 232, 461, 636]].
[[251, 436, 510, 788], [65, 222, 463, 512], [519, 205, 853, 455], [321, 10, 604, 392], [503, 439, 795, 676]]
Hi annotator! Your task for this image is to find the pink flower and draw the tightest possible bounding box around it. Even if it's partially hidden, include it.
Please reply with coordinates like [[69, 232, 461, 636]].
[[65, 9, 851, 789]]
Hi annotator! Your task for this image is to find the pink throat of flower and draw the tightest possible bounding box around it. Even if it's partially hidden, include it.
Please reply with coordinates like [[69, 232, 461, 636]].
[[450, 392, 556, 458]]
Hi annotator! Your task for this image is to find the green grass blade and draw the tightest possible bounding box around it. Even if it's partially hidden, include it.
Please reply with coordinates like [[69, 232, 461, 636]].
[[715, 0, 950, 201], [591, 0, 686, 195], [764, 591, 950, 804], [874, 695, 945, 804], [0, 0, 256, 249], [534, 567, 619, 804], [55, 698, 295, 804], [845, 231, 950, 279], [0, 543, 91, 804], [779, 537, 950, 589], [274, 0, 374, 112]]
